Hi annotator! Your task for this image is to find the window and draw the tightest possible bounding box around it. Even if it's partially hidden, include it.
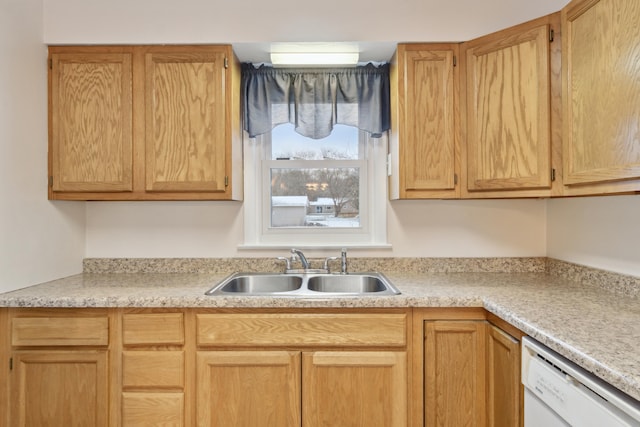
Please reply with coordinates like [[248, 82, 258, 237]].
[[240, 63, 391, 249], [242, 124, 389, 248]]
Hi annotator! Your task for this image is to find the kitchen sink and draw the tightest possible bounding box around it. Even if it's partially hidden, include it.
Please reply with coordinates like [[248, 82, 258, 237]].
[[205, 272, 400, 297], [307, 274, 388, 293]]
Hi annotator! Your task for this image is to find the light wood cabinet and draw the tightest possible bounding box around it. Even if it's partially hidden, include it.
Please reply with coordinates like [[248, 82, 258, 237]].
[[486, 322, 522, 427], [196, 311, 408, 427], [0, 309, 9, 427], [49, 49, 133, 193], [302, 351, 406, 427], [424, 320, 487, 427], [2, 307, 526, 426], [389, 43, 460, 199], [412, 309, 524, 427], [144, 48, 229, 193], [561, 0, 640, 195], [197, 350, 301, 426], [10, 351, 109, 427], [7, 309, 111, 427], [121, 311, 188, 427], [48, 45, 242, 201], [461, 14, 561, 198]]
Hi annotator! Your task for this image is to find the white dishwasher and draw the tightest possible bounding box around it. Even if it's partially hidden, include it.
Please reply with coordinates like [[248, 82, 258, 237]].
[[522, 337, 640, 427]]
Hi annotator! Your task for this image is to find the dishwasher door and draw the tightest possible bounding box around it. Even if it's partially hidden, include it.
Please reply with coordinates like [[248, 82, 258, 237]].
[[524, 388, 569, 426], [522, 337, 640, 427]]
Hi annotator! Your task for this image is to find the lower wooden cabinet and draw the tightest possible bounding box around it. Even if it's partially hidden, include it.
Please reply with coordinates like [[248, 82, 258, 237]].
[[416, 310, 523, 427], [121, 311, 187, 426], [197, 350, 301, 426], [6, 308, 112, 427], [302, 351, 407, 427], [196, 349, 406, 427], [122, 392, 185, 426], [3, 307, 522, 427], [10, 350, 109, 427], [487, 323, 522, 427], [424, 320, 487, 427]]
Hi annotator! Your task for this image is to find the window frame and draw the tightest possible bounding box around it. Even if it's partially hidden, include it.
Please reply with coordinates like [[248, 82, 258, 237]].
[[240, 126, 390, 249]]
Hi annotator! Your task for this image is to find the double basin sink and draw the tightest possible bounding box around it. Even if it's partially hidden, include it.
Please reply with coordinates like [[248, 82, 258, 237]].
[[205, 271, 401, 297]]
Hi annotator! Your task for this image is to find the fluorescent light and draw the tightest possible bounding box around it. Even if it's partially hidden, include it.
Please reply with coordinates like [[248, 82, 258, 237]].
[[270, 52, 359, 66]]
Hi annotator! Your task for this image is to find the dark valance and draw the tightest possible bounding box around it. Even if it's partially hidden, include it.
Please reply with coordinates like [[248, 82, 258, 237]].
[[241, 63, 390, 139]]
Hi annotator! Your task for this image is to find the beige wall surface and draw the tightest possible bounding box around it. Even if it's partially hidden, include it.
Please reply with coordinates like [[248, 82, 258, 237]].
[[0, 0, 85, 293], [547, 196, 640, 277], [84, 200, 547, 259]]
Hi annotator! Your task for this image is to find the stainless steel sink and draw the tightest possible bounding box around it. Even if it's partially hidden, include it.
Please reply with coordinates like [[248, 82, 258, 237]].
[[205, 272, 400, 297], [307, 274, 388, 293]]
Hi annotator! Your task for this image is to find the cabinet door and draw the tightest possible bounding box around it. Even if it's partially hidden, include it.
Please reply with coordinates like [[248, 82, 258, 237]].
[[562, 0, 640, 194], [49, 50, 133, 193], [302, 351, 407, 427], [10, 350, 109, 427], [463, 20, 552, 194], [197, 351, 301, 427], [487, 324, 521, 427], [390, 44, 459, 199], [424, 321, 486, 427], [145, 47, 228, 193]]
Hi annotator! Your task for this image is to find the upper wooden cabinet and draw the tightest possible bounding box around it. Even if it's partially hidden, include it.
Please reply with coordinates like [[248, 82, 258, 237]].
[[49, 50, 133, 193], [389, 44, 460, 199], [461, 14, 561, 198], [48, 45, 242, 201], [144, 48, 228, 193], [561, 0, 640, 195]]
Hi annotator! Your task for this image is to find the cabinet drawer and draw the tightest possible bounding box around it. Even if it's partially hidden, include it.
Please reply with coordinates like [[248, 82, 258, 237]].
[[196, 313, 407, 347], [12, 316, 109, 346], [123, 313, 184, 345], [122, 392, 184, 426], [123, 351, 184, 388]]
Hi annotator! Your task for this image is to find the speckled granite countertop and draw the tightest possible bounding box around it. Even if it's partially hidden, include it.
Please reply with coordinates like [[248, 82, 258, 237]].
[[0, 261, 639, 403]]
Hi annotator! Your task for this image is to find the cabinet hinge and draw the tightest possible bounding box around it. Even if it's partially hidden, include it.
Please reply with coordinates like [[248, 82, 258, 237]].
[[9, 357, 12, 370], [453, 55, 457, 67], [49, 58, 52, 69], [224, 57, 229, 69], [549, 28, 555, 43], [48, 176, 53, 187], [224, 176, 229, 187], [454, 173, 458, 185], [551, 168, 556, 182]]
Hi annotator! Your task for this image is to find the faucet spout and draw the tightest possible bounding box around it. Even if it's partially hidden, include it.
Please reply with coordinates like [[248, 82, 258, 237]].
[[291, 248, 310, 269]]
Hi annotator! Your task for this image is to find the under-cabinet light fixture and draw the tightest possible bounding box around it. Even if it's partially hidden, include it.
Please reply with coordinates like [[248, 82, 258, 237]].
[[270, 52, 359, 66]]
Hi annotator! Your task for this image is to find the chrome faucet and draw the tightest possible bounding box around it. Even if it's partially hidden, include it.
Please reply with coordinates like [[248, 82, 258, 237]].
[[290, 248, 310, 269]]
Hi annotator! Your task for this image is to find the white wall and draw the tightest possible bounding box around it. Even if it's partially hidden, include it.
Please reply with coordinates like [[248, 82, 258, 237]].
[[43, 0, 567, 46], [85, 199, 547, 258], [547, 196, 640, 277], [0, 0, 85, 292]]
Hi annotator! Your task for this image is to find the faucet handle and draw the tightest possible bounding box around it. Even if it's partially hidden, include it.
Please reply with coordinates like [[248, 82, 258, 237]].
[[323, 256, 339, 272], [275, 256, 291, 272]]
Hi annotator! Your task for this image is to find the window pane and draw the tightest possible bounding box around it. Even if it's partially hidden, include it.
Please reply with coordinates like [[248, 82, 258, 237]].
[[270, 167, 360, 228], [271, 123, 359, 160]]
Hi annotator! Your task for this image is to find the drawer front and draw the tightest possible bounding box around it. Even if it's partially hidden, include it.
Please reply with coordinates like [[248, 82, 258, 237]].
[[12, 316, 109, 346], [123, 351, 184, 389], [196, 313, 407, 347], [122, 392, 184, 426], [123, 313, 184, 346]]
